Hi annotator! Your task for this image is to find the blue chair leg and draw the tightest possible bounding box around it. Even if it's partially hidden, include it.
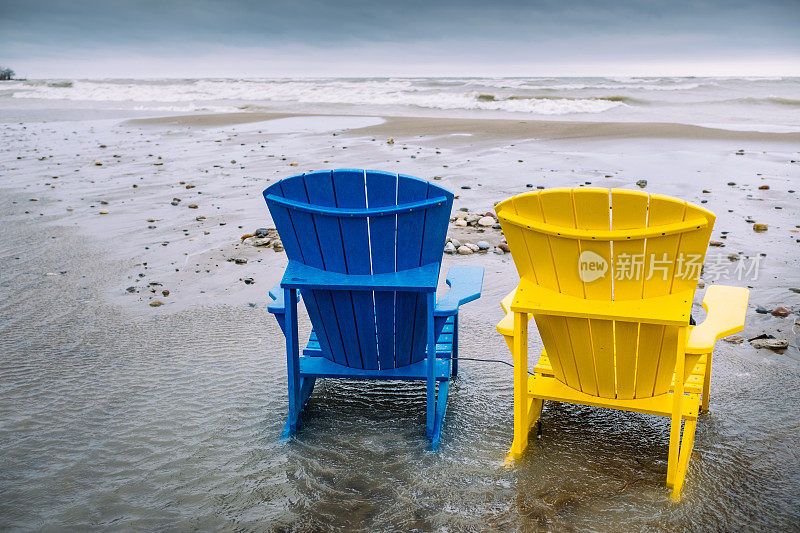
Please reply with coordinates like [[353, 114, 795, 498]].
[[430, 379, 450, 451], [282, 376, 316, 438], [283, 288, 301, 438], [426, 293, 436, 438], [452, 315, 459, 378]]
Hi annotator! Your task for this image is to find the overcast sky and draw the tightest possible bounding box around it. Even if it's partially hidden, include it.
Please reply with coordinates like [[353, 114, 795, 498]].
[[1, 0, 799, 78]]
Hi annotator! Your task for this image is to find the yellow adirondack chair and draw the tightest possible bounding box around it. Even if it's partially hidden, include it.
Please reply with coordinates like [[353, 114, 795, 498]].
[[495, 188, 749, 500]]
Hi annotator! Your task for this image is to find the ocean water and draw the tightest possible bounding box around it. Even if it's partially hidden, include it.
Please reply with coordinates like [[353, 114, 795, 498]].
[[2, 76, 800, 132]]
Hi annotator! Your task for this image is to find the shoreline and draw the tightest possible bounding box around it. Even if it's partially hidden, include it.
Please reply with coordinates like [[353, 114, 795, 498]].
[[125, 111, 800, 142]]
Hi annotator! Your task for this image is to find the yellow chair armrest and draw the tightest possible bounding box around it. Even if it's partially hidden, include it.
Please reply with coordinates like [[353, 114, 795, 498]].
[[686, 285, 749, 354], [497, 288, 517, 335]]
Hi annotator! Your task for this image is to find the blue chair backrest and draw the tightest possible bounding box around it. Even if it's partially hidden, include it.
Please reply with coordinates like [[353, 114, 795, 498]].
[[264, 169, 454, 370]]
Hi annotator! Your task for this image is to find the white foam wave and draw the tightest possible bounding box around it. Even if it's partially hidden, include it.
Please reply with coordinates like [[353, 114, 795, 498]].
[[10, 79, 626, 115]]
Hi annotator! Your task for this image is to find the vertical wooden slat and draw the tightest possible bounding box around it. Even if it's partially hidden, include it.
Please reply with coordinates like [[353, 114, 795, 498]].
[[366, 171, 398, 369], [614, 321, 639, 399], [610, 190, 650, 397], [634, 323, 665, 398], [574, 189, 614, 397], [653, 327, 680, 396], [395, 177, 428, 367]]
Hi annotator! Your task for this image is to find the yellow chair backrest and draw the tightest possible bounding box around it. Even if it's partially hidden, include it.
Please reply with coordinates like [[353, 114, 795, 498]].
[[495, 188, 715, 400]]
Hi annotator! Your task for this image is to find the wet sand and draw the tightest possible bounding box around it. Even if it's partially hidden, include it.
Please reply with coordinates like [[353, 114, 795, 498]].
[[1, 110, 799, 530]]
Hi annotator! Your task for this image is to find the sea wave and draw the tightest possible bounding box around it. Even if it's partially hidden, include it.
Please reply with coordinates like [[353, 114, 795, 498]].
[[10, 79, 628, 115]]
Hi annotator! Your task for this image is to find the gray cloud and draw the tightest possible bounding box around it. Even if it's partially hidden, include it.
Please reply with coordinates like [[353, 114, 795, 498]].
[[1, 0, 798, 76]]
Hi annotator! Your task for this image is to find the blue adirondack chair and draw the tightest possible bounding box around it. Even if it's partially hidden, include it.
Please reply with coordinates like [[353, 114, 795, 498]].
[[263, 169, 483, 449]]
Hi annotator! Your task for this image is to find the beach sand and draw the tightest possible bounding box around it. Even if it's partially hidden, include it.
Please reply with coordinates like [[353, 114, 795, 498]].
[[1, 110, 799, 529]]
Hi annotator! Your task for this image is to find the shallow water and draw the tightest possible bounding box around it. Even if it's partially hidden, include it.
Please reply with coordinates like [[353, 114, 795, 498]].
[[1, 202, 799, 531], [1, 107, 799, 530]]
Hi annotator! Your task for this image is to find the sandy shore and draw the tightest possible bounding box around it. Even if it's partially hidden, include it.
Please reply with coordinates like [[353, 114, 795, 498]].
[[127, 111, 800, 142], [1, 110, 799, 529]]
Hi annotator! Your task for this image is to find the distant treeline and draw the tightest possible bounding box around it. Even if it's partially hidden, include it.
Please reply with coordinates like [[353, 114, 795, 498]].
[[0, 67, 15, 80]]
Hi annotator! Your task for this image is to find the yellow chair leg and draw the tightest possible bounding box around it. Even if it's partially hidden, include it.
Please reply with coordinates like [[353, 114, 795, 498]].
[[701, 352, 712, 413], [506, 311, 529, 463], [667, 329, 687, 488], [670, 418, 697, 501]]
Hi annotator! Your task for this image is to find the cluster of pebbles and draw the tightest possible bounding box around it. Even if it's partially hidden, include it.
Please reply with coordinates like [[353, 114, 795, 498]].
[[444, 210, 509, 256]]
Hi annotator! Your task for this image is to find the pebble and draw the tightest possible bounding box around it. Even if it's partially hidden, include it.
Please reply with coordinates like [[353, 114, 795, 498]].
[[750, 338, 789, 351], [187, 204, 198, 209], [457, 245, 473, 255], [233, 258, 247, 264], [455, 218, 467, 227], [149, 300, 163, 307], [771, 307, 791, 317], [709, 241, 724, 247], [450, 238, 462, 248], [196, 216, 206, 221], [461, 185, 471, 190], [498, 243, 510, 253], [465, 243, 479, 252], [99, 210, 108, 214], [477, 216, 495, 227], [255, 228, 270, 238], [636, 180, 648, 188], [723, 335, 744, 344], [753, 223, 768, 232], [789, 288, 800, 294], [272, 242, 284, 252], [125, 286, 136, 293], [162, 289, 170, 297], [476, 240, 490, 250], [493, 248, 505, 255], [755, 306, 769, 314], [243, 277, 255, 284], [758, 185, 770, 190], [252, 238, 271, 247], [170, 201, 179, 206], [444, 242, 456, 254], [146, 218, 155, 222]]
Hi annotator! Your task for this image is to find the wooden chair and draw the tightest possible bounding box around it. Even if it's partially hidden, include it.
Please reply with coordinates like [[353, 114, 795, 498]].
[[264, 170, 483, 449], [495, 188, 748, 500]]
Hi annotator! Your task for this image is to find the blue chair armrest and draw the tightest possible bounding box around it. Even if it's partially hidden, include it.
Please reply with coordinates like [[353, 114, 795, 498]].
[[434, 266, 484, 316], [267, 282, 300, 314]]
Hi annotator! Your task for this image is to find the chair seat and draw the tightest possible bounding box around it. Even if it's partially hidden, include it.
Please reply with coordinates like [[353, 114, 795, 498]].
[[527, 372, 701, 420], [304, 315, 456, 359]]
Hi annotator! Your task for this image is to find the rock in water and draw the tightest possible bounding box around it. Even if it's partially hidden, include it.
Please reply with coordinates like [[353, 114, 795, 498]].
[[149, 300, 163, 307], [498, 243, 510, 253], [771, 307, 791, 317], [477, 216, 495, 227], [753, 223, 768, 232], [636, 179, 648, 188], [755, 306, 770, 314], [455, 218, 468, 227], [255, 228, 270, 238], [444, 242, 456, 254], [476, 240, 490, 250], [272, 241, 284, 252], [162, 289, 170, 297], [457, 245, 473, 255]]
